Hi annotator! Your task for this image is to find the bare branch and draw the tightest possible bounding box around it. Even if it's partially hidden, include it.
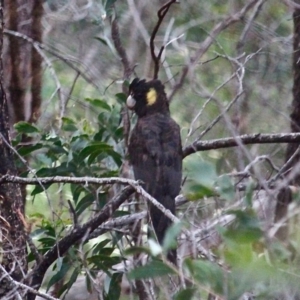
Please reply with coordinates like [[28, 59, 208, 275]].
[[26, 233, 42, 265], [111, 17, 132, 80], [236, 0, 266, 51], [0, 265, 59, 300], [87, 211, 147, 240], [3, 29, 100, 90], [150, 0, 177, 79], [168, 0, 260, 101], [183, 132, 300, 158], [67, 199, 78, 227], [0, 175, 139, 186]]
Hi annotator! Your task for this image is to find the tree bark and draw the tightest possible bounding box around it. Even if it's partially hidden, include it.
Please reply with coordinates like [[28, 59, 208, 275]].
[[4, 0, 43, 125], [274, 3, 300, 241], [3, 0, 43, 206], [0, 1, 27, 298]]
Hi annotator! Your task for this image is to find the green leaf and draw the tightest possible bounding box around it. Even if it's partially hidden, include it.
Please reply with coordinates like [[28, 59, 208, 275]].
[[221, 227, 263, 245], [85, 98, 111, 111], [186, 184, 215, 200], [47, 263, 71, 291], [17, 143, 43, 156], [124, 246, 152, 256], [88, 254, 122, 270], [70, 184, 86, 203], [31, 183, 51, 196], [61, 117, 78, 132], [163, 222, 183, 252], [186, 159, 217, 188], [94, 36, 108, 46], [216, 175, 235, 201], [107, 149, 122, 167], [128, 260, 175, 280], [58, 267, 80, 297], [75, 193, 95, 216], [185, 259, 224, 294], [14, 121, 39, 133], [174, 288, 197, 300], [92, 239, 111, 254], [219, 209, 263, 244], [184, 159, 218, 200], [106, 272, 122, 300], [244, 181, 255, 207], [227, 209, 261, 231], [79, 142, 113, 161], [115, 93, 126, 104]]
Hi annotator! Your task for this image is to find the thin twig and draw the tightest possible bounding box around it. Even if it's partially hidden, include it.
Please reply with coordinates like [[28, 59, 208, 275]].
[[4, 29, 99, 90], [67, 199, 78, 227], [0, 265, 59, 300], [150, 0, 177, 79], [59, 71, 80, 126], [269, 146, 300, 183], [26, 233, 42, 265], [168, 0, 259, 101], [237, 0, 266, 51]]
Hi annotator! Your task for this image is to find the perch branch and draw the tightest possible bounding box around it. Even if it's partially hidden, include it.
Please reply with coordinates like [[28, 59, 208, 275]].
[[183, 132, 300, 158]]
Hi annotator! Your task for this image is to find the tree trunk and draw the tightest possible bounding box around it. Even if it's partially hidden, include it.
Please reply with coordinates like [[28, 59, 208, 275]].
[[3, 0, 43, 205], [274, 3, 300, 241], [0, 1, 27, 298], [4, 0, 43, 125]]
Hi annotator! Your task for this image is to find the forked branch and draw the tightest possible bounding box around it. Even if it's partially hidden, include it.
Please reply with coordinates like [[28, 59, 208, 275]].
[[150, 0, 177, 79]]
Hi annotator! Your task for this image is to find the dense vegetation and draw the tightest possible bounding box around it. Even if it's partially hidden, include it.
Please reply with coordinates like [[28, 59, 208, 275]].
[[1, 1, 300, 299]]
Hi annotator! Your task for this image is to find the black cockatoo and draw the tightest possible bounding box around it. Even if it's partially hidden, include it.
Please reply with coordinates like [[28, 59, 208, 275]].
[[126, 78, 182, 264]]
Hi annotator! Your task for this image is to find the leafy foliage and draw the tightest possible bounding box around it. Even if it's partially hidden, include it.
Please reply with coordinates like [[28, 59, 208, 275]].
[[7, 1, 300, 299], [15, 96, 128, 298]]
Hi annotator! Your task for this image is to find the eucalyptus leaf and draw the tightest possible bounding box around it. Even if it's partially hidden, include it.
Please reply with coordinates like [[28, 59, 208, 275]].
[[128, 260, 175, 280], [14, 121, 39, 133]]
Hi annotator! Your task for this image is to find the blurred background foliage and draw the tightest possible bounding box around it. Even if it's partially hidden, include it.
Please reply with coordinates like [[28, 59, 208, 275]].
[[5, 0, 300, 299]]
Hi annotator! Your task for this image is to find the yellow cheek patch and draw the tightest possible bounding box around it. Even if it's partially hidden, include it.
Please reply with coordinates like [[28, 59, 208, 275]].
[[146, 88, 157, 106]]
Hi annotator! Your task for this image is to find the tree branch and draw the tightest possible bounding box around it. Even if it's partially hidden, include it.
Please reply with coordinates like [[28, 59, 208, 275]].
[[110, 15, 132, 148], [87, 195, 188, 240], [87, 211, 147, 240], [150, 0, 177, 79], [111, 17, 132, 80], [3, 29, 99, 90], [0, 264, 58, 300], [0, 175, 139, 186], [183, 132, 300, 158]]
